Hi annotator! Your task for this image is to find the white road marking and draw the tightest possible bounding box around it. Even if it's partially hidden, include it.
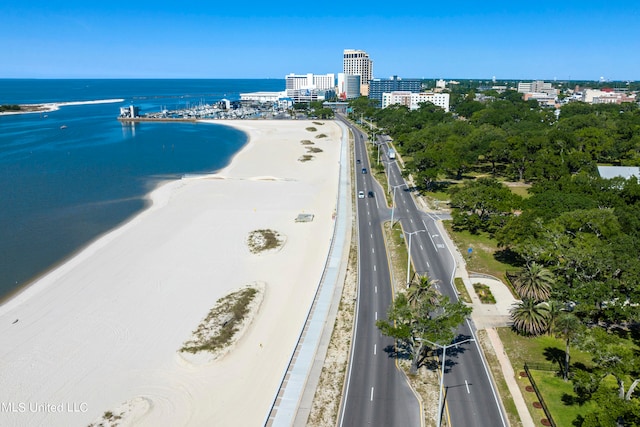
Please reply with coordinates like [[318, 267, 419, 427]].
[[374, 265, 377, 271], [375, 286, 377, 293], [374, 344, 377, 355], [371, 233, 373, 239], [420, 245, 424, 250], [372, 248, 375, 254], [375, 312, 378, 320], [425, 220, 439, 252], [465, 380, 470, 394], [370, 387, 374, 401]]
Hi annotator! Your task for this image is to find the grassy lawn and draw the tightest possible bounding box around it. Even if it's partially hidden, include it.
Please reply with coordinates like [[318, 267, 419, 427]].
[[497, 327, 598, 426], [386, 221, 412, 290], [529, 370, 599, 426], [507, 185, 531, 199], [497, 327, 594, 375], [454, 277, 472, 303], [442, 221, 512, 280], [363, 140, 392, 205]]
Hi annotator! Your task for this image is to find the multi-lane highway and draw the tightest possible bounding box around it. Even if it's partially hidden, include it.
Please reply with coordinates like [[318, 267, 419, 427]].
[[338, 115, 507, 427], [338, 117, 422, 427]]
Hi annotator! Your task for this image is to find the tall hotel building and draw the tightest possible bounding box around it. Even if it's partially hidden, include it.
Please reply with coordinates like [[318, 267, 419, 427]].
[[285, 73, 336, 102], [343, 49, 373, 97]]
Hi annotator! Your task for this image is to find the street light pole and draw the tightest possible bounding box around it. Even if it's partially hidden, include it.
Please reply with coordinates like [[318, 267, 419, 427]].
[[390, 183, 406, 226], [421, 338, 475, 427], [404, 230, 425, 286], [385, 159, 397, 192]]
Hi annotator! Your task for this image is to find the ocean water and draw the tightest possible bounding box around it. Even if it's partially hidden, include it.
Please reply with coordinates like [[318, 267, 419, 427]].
[[0, 79, 285, 300]]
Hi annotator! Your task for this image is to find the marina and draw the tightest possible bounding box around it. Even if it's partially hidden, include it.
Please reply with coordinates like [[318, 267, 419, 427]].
[[118, 98, 290, 122]]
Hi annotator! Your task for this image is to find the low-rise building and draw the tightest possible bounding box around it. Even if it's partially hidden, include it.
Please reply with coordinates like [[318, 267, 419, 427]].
[[523, 92, 558, 107], [119, 105, 139, 118], [381, 91, 450, 112], [240, 92, 285, 103], [239, 91, 292, 109], [583, 88, 636, 104]]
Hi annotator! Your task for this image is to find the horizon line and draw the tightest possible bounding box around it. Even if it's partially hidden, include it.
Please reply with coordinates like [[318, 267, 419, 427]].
[[0, 76, 637, 83]]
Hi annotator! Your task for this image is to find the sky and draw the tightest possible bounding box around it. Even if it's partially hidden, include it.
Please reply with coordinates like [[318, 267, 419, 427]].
[[1, 0, 639, 81]]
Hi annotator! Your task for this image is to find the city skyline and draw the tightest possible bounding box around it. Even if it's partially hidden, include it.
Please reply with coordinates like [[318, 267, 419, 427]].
[[2, 0, 639, 81]]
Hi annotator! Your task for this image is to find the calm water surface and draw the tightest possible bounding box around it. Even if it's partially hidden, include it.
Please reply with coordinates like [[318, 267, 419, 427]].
[[0, 79, 284, 300]]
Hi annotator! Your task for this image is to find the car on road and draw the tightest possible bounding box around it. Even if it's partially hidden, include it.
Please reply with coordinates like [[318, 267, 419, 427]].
[[356, 159, 361, 164], [361, 168, 367, 174], [368, 191, 374, 198], [358, 191, 365, 199]]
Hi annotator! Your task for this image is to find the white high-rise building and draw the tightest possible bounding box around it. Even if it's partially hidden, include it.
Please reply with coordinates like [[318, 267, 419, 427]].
[[284, 73, 335, 103], [285, 73, 335, 93], [343, 49, 373, 96]]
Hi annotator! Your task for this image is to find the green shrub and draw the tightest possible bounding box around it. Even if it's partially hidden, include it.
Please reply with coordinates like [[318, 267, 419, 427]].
[[473, 282, 496, 304]]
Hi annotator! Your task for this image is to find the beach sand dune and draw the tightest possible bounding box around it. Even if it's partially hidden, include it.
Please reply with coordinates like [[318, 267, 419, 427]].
[[0, 120, 342, 426]]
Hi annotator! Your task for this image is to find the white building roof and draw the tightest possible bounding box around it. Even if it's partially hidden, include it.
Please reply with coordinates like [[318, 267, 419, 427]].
[[597, 166, 640, 180]]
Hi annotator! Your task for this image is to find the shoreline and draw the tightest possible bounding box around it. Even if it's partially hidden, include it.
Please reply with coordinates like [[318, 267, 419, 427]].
[[0, 121, 249, 310], [0, 119, 342, 426]]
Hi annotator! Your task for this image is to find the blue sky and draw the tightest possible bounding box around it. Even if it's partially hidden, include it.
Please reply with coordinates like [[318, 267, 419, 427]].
[[2, 0, 639, 80]]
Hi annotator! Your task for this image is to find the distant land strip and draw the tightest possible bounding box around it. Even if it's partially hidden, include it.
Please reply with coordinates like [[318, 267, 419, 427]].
[[0, 99, 124, 115]]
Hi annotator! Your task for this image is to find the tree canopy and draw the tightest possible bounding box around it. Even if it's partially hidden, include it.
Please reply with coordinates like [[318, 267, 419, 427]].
[[377, 276, 471, 374]]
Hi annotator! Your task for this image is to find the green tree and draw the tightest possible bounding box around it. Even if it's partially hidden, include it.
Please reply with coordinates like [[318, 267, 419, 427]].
[[348, 96, 379, 120], [509, 299, 549, 336], [377, 286, 472, 374], [576, 387, 640, 426], [406, 275, 437, 308], [449, 177, 522, 234], [552, 312, 584, 381], [312, 107, 334, 119], [572, 368, 601, 404], [513, 262, 554, 302], [406, 149, 442, 191], [543, 300, 563, 335], [455, 99, 484, 119], [581, 327, 640, 400]]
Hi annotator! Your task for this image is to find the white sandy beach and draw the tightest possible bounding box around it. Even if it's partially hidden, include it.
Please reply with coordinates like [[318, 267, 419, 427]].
[[0, 120, 342, 426]]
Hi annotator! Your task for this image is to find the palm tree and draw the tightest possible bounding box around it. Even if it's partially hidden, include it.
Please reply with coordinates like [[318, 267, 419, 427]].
[[406, 275, 438, 308], [553, 312, 584, 381], [514, 262, 554, 302], [543, 300, 563, 335], [510, 298, 550, 336]]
